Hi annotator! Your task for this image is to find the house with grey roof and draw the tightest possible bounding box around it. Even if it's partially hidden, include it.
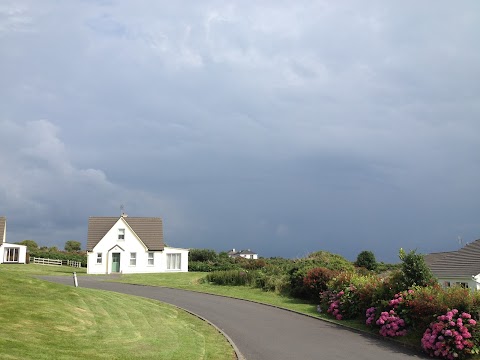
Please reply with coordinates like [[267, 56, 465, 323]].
[[86, 214, 189, 274], [0, 217, 27, 264], [227, 248, 258, 260], [425, 239, 480, 290]]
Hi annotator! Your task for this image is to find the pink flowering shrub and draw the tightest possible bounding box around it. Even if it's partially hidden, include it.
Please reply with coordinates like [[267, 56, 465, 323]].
[[388, 289, 415, 324], [376, 310, 407, 337], [422, 309, 479, 359], [328, 291, 343, 320], [366, 307, 377, 326], [322, 285, 361, 320], [365, 291, 410, 337]]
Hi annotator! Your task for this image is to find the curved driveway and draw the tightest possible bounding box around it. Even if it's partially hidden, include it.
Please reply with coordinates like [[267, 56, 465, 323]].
[[42, 276, 425, 360]]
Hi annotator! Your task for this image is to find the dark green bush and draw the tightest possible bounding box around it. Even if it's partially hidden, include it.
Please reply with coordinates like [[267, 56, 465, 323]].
[[398, 249, 434, 288], [189, 248, 219, 262], [303, 267, 337, 301], [355, 250, 377, 271], [204, 270, 257, 286]]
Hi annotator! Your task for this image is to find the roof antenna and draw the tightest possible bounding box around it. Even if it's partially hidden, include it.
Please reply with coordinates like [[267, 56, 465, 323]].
[[120, 204, 126, 217], [458, 236, 463, 247]]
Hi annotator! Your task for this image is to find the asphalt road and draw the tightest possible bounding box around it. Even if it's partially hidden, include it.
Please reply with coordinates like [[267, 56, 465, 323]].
[[41, 276, 426, 360]]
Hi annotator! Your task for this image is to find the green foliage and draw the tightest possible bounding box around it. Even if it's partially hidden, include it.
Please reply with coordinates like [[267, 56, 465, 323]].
[[398, 248, 434, 288], [405, 286, 446, 330], [303, 267, 337, 301], [376, 261, 401, 273], [204, 270, 256, 286], [17, 240, 38, 251], [355, 250, 377, 271], [307, 251, 355, 272], [64, 240, 82, 252], [349, 273, 383, 311], [29, 249, 87, 266], [189, 248, 219, 262]]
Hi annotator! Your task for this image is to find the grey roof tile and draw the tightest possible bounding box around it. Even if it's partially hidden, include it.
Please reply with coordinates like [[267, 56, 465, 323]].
[[427, 239, 480, 278]]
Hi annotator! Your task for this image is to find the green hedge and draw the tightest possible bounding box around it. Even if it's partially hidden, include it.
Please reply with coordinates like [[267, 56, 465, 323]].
[[29, 250, 87, 266]]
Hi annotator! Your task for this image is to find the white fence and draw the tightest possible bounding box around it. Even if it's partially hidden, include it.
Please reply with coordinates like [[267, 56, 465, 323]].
[[32, 257, 62, 266], [66, 260, 82, 268], [32, 257, 83, 268]]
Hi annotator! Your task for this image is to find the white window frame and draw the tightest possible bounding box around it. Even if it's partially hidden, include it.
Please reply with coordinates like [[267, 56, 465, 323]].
[[148, 252, 154, 266], [118, 228, 125, 240], [4, 248, 19, 262], [167, 253, 181, 270], [130, 252, 136, 266], [97, 253, 102, 264]]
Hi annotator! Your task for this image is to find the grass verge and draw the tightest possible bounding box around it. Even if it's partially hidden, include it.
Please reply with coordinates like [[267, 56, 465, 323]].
[[0, 265, 235, 360]]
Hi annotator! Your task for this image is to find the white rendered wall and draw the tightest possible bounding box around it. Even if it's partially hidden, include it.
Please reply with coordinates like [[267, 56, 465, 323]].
[[436, 277, 480, 291], [0, 243, 27, 264]]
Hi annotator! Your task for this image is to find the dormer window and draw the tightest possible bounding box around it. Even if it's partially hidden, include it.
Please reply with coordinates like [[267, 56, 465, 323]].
[[118, 228, 125, 240]]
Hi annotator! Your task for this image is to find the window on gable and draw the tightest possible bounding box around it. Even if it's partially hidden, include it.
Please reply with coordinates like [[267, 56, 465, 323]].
[[97, 253, 102, 264], [130, 252, 136, 266], [118, 228, 125, 240], [148, 252, 154, 266], [167, 253, 181, 270]]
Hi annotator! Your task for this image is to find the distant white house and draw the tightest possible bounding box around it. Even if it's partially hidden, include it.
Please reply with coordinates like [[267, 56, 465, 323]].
[[0, 217, 27, 264], [425, 238, 480, 291], [227, 248, 258, 260], [86, 214, 189, 274]]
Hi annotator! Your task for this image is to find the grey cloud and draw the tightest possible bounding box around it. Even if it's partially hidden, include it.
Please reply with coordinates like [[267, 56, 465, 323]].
[[0, 1, 479, 261]]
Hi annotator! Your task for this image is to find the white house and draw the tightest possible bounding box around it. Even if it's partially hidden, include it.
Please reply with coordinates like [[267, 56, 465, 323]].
[[0, 217, 27, 264], [227, 248, 258, 260], [86, 214, 189, 274], [425, 239, 480, 291]]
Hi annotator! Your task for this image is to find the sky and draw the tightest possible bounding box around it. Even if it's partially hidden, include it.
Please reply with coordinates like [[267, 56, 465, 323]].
[[1, 1, 479, 262]]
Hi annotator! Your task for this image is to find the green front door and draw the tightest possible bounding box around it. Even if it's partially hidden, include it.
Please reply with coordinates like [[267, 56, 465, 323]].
[[112, 253, 120, 273]]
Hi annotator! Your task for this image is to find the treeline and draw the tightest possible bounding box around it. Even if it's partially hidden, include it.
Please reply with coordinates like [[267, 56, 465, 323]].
[[189, 248, 399, 300], [16, 240, 87, 267]]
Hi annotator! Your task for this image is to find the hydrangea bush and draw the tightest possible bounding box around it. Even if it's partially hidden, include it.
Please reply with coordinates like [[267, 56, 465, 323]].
[[422, 309, 479, 360], [376, 310, 407, 337], [366, 307, 376, 326], [322, 285, 360, 320]]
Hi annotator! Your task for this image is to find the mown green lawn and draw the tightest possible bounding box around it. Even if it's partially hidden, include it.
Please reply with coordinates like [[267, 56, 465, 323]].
[[0, 265, 235, 360]]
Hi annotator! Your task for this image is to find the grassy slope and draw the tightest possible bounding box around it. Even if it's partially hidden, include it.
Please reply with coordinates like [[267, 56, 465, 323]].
[[0, 265, 235, 360]]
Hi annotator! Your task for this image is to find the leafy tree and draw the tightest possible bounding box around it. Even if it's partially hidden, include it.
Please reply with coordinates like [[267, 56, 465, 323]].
[[355, 250, 377, 271], [189, 248, 218, 262], [17, 240, 38, 251], [398, 248, 434, 288], [64, 240, 82, 252]]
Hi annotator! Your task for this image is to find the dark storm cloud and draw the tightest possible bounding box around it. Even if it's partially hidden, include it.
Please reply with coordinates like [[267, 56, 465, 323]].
[[0, 1, 479, 261]]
